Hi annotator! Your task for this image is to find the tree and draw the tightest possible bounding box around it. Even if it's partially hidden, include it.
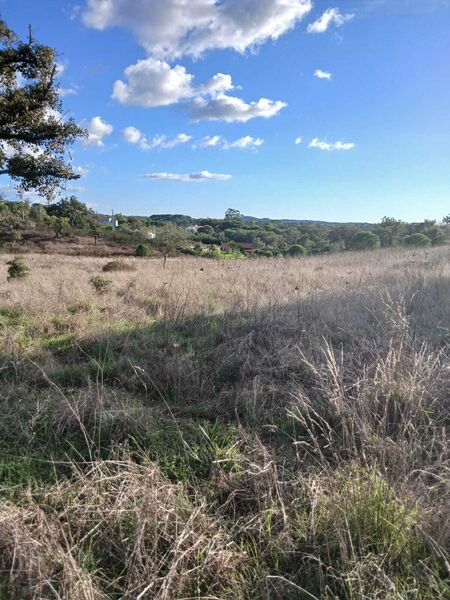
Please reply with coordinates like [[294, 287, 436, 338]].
[[287, 244, 307, 257], [46, 214, 71, 238], [347, 231, 381, 251], [0, 18, 85, 199], [155, 223, 188, 268], [89, 218, 102, 245], [443, 215, 450, 225], [372, 217, 404, 247], [224, 208, 242, 223], [47, 196, 92, 229], [403, 233, 431, 247]]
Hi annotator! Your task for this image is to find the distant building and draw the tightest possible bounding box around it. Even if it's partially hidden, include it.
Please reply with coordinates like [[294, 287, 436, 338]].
[[96, 215, 118, 228], [186, 225, 200, 234]]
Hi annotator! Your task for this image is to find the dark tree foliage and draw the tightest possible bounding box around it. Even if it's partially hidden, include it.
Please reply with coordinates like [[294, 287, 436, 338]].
[[0, 18, 85, 198]]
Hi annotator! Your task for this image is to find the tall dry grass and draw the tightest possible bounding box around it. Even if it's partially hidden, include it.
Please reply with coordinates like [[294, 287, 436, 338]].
[[0, 246, 449, 598]]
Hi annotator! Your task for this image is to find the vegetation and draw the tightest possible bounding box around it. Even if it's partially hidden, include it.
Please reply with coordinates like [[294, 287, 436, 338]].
[[0, 19, 84, 198], [404, 232, 432, 246], [0, 247, 448, 598], [135, 243, 151, 257], [6, 255, 28, 279], [0, 198, 448, 260]]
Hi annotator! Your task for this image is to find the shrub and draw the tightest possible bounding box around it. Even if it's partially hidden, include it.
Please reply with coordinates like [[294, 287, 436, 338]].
[[348, 231, 381, 250], [102, 260, 136, 272], [404, 233, 432, 247], [136, 243, 151, 257], [89, 275, 112, 294], [6, 257, 29, 280], [287, 244, 307, 257]]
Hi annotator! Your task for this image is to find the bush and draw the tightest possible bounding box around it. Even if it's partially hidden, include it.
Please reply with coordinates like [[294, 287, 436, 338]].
[[136, 243, 151, 257], [348, 231, 381, 250], [102, 260, 136, 272], [287, 244, 307, 257], [89, 275, 112, 294], [404, 233, 432, 247], [6, 257, 29, 280]]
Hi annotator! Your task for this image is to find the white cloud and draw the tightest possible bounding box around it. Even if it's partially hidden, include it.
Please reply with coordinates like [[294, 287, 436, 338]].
[[295, 136, 303, 145], [308, 138, 355, 151], [74, 165, 90, 177], [82, 116, 113, 147], [113, 58, 286, 122], [223, 135, 264, 149], [149, 133, 192, 149], [59, 86, 79, 97], [82, 0, 313, 60], [307, 8, 354, 33], [189, 94, 286, 123], [198, 135, 223, 148], [123, 127, 192, 150], [113, 58, 195, 107], [123, 126, 150, 150], [196, 135, 264, 150], [142, 170, 232, 182], [314, 69, 332, 80]]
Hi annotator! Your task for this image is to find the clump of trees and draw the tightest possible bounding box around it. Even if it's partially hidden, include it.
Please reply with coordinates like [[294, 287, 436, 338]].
[[0, 197, 448, 260]]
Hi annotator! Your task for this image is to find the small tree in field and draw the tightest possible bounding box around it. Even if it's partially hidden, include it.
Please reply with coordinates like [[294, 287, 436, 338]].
[[136, 243, 151, 257], [6, 256, 28, 279], [156, 224, 188, 268], [403, 233, 431, 247], [287, 244, 307, 257], [348, 231, 381, 251]]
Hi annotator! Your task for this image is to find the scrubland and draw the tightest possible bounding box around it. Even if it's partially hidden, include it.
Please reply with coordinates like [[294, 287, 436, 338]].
[[0, 246, 449, 599]]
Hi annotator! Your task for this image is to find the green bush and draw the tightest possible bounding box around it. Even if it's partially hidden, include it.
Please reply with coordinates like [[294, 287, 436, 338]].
[[403, 233, 431, 247], [6, 257, 29, 280], [347, 231, 381, 250], [287, 244, 307, 257], [89, 275, 112, 294], [136, 243, 151, 257]]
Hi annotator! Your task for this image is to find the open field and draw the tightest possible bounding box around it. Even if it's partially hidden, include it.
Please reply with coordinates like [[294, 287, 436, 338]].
[[0, 246, 449, 599]]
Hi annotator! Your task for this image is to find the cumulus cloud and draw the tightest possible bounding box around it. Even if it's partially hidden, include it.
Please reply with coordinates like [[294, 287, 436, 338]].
[[113, 58, 286, 122], [142, 170, 232, 182], [314, 69, 332, 80], [113, 59, 195, 107], [82, 116, 113, 147], [82, 0, 312, 60], [308, 138, 355, 151], [189, 94, 286, 123], [295, 136, 303, 145], [307, 8, 354, 33], [123, 127, 192, 150], [123, 126, 151, 150]]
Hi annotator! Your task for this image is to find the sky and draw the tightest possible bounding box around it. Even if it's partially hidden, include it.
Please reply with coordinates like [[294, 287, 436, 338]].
[[1, 0, 450, 222]]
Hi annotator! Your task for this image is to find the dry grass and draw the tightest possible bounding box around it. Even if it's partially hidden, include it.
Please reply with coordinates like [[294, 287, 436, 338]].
[[0, 246, 449, 598]]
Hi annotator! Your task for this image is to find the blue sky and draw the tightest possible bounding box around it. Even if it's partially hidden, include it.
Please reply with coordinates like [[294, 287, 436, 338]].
[[1, 0, 450, 221]]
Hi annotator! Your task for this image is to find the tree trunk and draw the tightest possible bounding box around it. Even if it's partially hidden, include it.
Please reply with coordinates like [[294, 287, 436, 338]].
[[163, 254, 167, 269]]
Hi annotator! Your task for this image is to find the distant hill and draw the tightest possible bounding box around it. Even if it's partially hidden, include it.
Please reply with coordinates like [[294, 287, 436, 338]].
[[242, 215, 373, 227]]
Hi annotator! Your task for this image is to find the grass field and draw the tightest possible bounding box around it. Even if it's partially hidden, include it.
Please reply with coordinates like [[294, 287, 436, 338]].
[[0, 246, 449, 599]]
